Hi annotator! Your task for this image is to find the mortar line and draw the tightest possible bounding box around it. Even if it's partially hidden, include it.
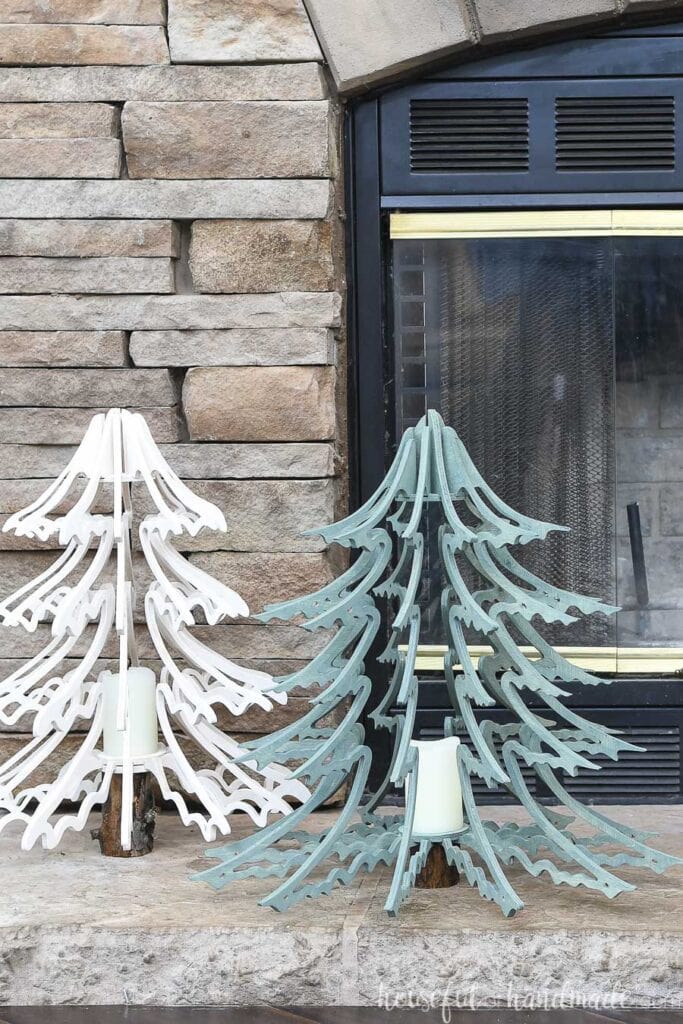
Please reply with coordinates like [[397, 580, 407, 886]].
[[339, 868, 384, 1005]]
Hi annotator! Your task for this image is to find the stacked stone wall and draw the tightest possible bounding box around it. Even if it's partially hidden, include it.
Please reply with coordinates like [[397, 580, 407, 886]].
[[0, 0, 342, 774]]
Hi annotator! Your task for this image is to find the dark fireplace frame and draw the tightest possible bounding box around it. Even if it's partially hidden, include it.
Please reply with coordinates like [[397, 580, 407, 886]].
[[345, 21, 683, 801]]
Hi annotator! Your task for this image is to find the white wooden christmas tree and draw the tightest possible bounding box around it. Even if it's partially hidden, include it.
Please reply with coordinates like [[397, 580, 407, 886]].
[[0, 408, 309, 854]]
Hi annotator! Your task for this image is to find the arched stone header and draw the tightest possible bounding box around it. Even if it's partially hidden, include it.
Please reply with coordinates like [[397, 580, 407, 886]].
[[302, 0, 683, 94]]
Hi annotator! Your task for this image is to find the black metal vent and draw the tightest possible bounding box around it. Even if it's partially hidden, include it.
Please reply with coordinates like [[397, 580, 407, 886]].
[[409, 98, 529, 173], [562, 726, 680, 800], [414, 713, 682, 804], [555, 96, 675, 171]]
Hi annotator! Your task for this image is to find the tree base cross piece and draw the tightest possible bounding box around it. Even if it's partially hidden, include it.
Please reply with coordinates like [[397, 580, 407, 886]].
[[194, 410, 682, 917]]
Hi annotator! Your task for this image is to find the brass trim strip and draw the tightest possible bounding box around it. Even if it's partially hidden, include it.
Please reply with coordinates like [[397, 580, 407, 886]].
[[407, 645, 683, 675], [389, 210, 683, 239]]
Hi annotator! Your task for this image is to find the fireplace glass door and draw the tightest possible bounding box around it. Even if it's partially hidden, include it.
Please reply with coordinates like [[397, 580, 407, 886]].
[[391, 211, 683, 674]]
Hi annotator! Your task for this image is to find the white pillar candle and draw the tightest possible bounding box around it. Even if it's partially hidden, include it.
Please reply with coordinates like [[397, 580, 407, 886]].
[[409, 736, 464, 837], [101, 668, 159, 759]]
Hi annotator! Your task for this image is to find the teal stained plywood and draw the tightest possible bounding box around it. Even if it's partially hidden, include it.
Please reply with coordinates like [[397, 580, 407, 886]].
[[194, 411, 680, 917]]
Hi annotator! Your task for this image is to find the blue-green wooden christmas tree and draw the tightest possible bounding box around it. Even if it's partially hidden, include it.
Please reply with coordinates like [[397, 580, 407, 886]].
[[193, 411, 680, 916]]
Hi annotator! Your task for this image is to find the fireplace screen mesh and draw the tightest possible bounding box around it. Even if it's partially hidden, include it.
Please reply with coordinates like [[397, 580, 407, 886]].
[[393, 227, 683, 658]]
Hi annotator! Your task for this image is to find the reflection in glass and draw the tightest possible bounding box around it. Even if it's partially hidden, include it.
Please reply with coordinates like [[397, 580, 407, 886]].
[[392, 232, 683, 659], [615, 238, 683, 650]]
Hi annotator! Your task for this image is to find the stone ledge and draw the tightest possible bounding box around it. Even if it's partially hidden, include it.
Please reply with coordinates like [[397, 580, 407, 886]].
[[122, 101, 331, 180], [0, 293, 341, 331], [0, 101, 117, 137], [0, 368, 176, 407], [0, 330, 127, 366], [129, 328, 334, 366], [0, 138, 121, 178], [0, 64, 328, 102], [0, 220, 178, 257], [167, 0, 322, 64], [0, 620, 326, 661], [0, 478, 333, 550], [184, 366, 336, 442], [0, 256, 173, 294], [0, 179, 331, 219], [0, 0, 165, 23], [0, 24, 170, 66], [0, 441, 335, 478], [0, 692, 334, 737], [189, 220, 334, 294], [0, 805, 681, 1005], [0, 406, 181, 443]]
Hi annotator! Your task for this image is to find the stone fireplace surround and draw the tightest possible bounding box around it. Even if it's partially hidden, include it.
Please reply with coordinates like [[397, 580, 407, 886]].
[[1, 0, 682, 793]]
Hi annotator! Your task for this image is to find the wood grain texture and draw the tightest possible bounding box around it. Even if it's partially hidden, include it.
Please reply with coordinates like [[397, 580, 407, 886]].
[[414, 843, 460, 889], [93, 772, 155, 858]]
